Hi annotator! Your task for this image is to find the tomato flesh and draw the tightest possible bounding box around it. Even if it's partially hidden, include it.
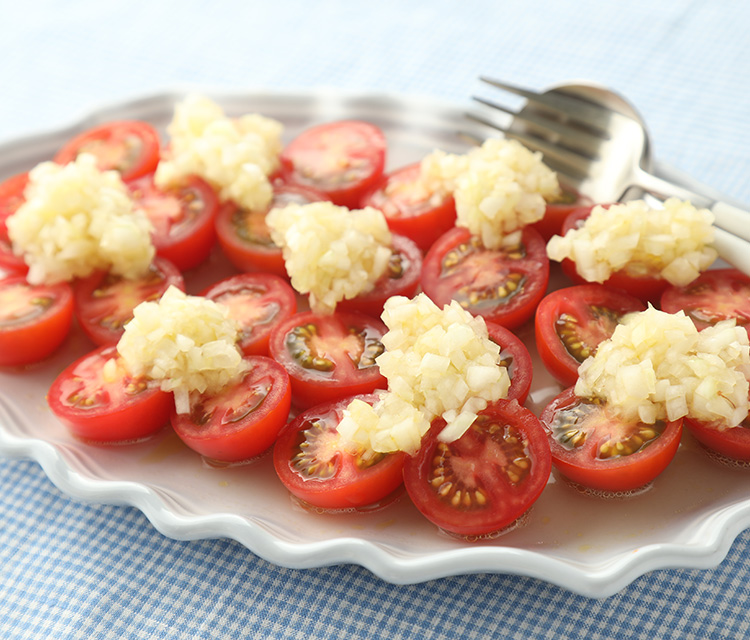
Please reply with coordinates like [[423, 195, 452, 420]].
[[201, 272, 297, 357], [268, 310, 387, 410], [539, 387, 683, 492], [129, 174, 219, 271], [73, 257, 185, 347], [171, 356, 291, 463], [53, 120, 161, 182], [0, 172, 29, 221], [403, 400, 551, 537], [534, 284, 646, 387], [361, 163, 456, 251], [485, 321, 533, 405], [280, 120, 386, 208], [273, 394, 406, 510], [421, 226, 550, 330], [532, 184, 593, 241], [48, 345, 171, 442], [0, 275, 73, 366], [661, 268, 750, 339]]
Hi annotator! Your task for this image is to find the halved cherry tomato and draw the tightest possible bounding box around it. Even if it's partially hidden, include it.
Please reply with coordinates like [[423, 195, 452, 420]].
[[0, 171, 29, 221], [485, 321, 533, 405], [279, 120, 387, 208], [539, 387, 683, 492], [661, 268, 750, 339], [171, 356, 291, 463], [559, 205, 668, 303], [268, 310, 387, 410], [128, 174, 219, 272], [336, 234, 422, 318], [421, 226, 550, 330], [0, 275, 73, 367], [48, 345, 172, 443], [534, 284, 646, 387], [532, 183, 593, 241], [684, 396, 750, 462], [214, 183, 329, 277], [0, 220, 27, 275], [201, 272, 297, 357], [73, 257, 185, 347], [403, 400, 551, 537], [53, 120, 161, 182], [360, 163, 456, 251], [273, 393, 407, 510]]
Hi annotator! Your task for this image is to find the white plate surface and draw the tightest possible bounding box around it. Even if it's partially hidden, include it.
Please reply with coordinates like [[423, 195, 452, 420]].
[[1, 88, 749, 598]]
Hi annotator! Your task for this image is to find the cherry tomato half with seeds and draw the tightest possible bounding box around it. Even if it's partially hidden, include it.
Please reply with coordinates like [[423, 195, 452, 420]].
[[0, 275, 73, 367], [403, 399, 551, 538], [485, 321, 533, 405], [54, 120, 161, 182], [279, 120, 387, 208], [539, 387, 683, 493], [128, 174, 219, 272], [48, 345, 172, 443], [273, 393, 407, 510], [201, 272, 297, 357], [661, 268, 750, 340], [268, 310, 388, 410], [534, 284, 646, 387], [360, 163, 457, 251], [420, 226, 550, 330], [171, 356, 291, 463], [214, 183, 330, 278], [559, 206, 669, 304], [336, 233, 422, 318], [73, 257, 185, 347], [532, 183, 593, 242]]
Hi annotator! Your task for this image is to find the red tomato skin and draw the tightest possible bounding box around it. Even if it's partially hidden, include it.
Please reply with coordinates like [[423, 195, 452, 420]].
[[53, 120, 161, 182], [273, 394, 407, 509], [201, 272, 297, 357], [485, 321, 533, 405], [532, 184, 593, 241], [660, 268, 750, 340], [0, 222, 29, 275], [420, 225, 550, 330], [539, 387, 683, 492], [47, 345, 172, 443], [559, 206, 668, 304], [534, 284, 647, 387], [684, 415, 750, 462], [214, 183, 329, 278], [336, 234, 422, 318], [403, 400, 551, 537], [128, 174, 219, 272], [360, 163, 457, 252], [279, 120, 387, 208], [268, 310, 388, 410], [0, 171, 29, 221], [171, 356, 292, 463], [0, 275, 74, 367], [73, 257, 185, 347]]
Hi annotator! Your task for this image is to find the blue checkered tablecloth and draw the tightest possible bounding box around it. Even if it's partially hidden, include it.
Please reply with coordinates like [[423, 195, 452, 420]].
[[2, 2, 750, 638]]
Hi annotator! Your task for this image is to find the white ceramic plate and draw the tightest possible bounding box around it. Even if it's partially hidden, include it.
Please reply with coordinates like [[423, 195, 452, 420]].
[[2, 89, 749, 599]]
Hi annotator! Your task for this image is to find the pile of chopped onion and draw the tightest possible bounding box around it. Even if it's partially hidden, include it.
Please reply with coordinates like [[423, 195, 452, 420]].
[[6, 154, 154, 284], [337, 293, 510, 454], [419, 138, 560, 249], [155, 94, 283, 212], [546, 198, 717, 286], [116, 286, 246, 414], [576, 306, 750, 427], [266, 201, 392, 314]]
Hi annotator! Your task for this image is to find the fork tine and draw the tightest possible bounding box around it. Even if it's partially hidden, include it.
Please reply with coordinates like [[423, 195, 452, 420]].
[[463, 112, 593, 181], [471, 94, 605, 159], [479, 76, 618, 134]]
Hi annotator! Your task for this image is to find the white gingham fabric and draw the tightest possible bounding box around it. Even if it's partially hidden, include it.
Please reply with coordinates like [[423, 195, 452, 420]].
[[2, 1, 750, 638]]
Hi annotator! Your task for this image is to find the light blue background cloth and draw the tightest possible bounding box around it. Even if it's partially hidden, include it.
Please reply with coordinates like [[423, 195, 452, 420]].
[[2, 1, 750, 638]]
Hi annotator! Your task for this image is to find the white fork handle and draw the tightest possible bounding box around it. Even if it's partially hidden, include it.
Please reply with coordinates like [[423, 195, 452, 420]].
[[713, 227, 750, 276]]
